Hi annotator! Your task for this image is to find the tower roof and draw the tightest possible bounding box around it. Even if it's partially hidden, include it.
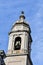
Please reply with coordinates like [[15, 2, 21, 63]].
[[9, 11, 31, 35]]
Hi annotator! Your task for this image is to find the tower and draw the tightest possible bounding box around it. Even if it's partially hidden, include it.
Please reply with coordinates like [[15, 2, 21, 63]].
[[4, 11, 33, 65]]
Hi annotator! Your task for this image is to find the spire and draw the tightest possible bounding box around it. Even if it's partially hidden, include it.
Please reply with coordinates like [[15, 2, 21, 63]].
[[19, 11, 25, 19]]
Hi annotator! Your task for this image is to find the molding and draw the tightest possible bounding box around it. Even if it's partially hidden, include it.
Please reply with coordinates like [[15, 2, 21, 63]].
[[6, 53, 28, 57], [9, 30, 30, 35]]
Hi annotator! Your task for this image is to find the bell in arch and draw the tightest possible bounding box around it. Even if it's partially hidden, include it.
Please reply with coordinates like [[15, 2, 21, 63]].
[[14, 37, 21, 50]]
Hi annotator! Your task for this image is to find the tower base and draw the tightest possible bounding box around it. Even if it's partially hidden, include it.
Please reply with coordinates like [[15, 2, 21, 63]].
[[4, 54, 33, 65]]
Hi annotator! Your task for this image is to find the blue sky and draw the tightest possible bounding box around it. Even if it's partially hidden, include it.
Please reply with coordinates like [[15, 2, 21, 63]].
[[0, 0, 43, 65]]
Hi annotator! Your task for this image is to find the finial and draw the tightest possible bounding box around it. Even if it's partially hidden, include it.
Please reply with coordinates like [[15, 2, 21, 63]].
[[21, 11, 24, 14], [19, 11, 25, 19]]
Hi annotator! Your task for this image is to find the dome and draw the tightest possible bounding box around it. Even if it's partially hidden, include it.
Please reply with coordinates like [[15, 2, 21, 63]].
[[9, 11, 31, 35]]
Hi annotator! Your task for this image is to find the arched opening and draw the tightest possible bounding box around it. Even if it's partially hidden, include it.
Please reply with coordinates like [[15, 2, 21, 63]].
[[14, 37, 21, 50]]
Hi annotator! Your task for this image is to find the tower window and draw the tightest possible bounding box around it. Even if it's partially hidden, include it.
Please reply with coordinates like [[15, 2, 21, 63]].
[[14, 37, 21, 50]]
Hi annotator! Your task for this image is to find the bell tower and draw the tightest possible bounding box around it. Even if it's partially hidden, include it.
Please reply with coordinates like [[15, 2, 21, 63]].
[[4, 11, 33, 65]]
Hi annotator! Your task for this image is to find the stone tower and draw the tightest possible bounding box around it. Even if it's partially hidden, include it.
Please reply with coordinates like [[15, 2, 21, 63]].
[[4, 11, 33, 65]]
